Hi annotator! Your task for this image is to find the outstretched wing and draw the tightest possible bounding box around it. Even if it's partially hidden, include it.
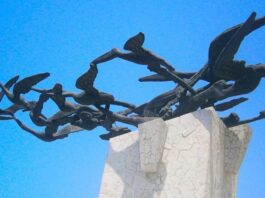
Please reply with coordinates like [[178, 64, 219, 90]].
[[76, 65, 98, 92], [209, 13, 265, 66], [13, 73, 50, 98], [47, 110, 74, 121], [0, 75, 20, 102], [209, 12, 265, 78], [53, 125, 84, 137], [214, 97, 248, 111], [5, 75, 19, 89], [209, 24, 242, 66], [139, 70, 198, 82], [123, 32, 145, 52], [139, 73, 171, 82], [213, 12, 256, 70]]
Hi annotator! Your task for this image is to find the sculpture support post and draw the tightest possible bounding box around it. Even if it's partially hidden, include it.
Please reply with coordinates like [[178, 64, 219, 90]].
[[99, 108, 252, 198]]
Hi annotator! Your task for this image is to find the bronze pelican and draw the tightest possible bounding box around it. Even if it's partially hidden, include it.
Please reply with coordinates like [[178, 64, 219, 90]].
[[90, 32, 195, 94], [0, 75, 19, 103], [32, 65, 135, 110], [140, 12, 265, 83], [139, 12, 265, 117], [12, 115, 70, 142], [0, 73, 50, 109], [74, 64, 136, 108]]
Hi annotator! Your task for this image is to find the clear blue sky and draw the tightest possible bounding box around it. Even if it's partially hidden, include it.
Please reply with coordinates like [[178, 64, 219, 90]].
[[0, 1, 264, 197]]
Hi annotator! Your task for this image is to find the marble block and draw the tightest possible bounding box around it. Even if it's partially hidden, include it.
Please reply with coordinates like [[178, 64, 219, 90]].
[[138, 118, 168, 173], [99, 108, 252, 198]]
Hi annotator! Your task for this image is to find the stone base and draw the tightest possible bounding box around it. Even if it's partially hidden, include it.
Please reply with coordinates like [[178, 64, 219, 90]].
[[99, 108, 252, 198]]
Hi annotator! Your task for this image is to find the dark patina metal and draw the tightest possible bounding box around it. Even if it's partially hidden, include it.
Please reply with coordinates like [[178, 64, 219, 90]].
[[1, 12, 264, 141]]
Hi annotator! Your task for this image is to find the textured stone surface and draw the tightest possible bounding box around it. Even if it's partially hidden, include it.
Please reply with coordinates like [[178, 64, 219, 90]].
[[99, 108, 252, 198], [139, 118, 168, 173], [223, 124, 252, 198]]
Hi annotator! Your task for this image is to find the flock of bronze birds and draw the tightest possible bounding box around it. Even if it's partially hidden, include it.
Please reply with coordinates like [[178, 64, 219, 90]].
[[1, 12, 265, 141]]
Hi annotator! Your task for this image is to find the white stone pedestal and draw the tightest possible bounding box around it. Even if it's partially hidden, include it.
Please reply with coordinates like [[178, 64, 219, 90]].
[[99, 108, 252, 198]]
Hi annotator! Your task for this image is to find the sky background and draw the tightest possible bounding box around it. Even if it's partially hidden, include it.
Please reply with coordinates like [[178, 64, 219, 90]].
[[0, 1, 264, 197]]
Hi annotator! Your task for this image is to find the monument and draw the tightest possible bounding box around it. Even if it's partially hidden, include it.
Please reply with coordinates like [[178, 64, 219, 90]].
[[99, 108, 252, 198], [0, 12, 264, 197]]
